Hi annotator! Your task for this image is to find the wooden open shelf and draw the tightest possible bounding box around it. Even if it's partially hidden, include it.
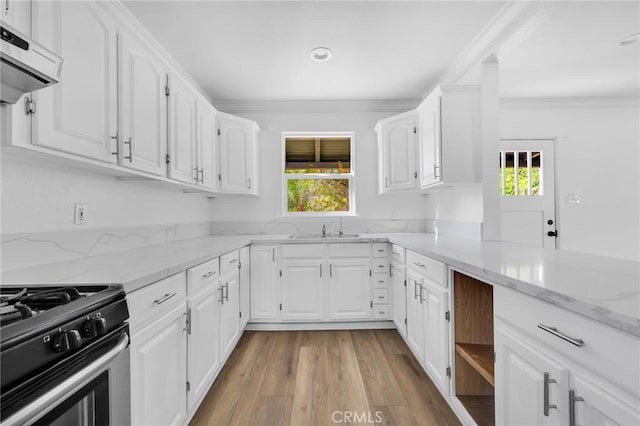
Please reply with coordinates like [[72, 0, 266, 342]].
[[455, 343, 494, 386]]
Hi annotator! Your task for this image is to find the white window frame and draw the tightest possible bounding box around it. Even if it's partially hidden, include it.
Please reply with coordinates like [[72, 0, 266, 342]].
[[281, 131, 356, 217]]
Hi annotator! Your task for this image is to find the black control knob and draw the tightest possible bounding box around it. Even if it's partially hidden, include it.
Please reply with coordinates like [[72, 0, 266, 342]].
[[82, 317, 107, 338], [52, 329, 82, 352], [547, 230, 558, 237]]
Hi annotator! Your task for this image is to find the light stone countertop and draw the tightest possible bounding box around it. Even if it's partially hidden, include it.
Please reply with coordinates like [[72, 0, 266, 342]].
[[2, 233, 638, 337]]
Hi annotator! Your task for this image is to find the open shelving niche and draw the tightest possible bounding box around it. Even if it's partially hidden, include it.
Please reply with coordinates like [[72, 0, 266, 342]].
[[453, 271, 495, 426]]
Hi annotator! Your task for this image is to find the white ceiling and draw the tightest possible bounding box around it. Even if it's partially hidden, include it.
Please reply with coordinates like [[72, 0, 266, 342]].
[[499, 1, 640, 99], [123, 1, 505, 102]]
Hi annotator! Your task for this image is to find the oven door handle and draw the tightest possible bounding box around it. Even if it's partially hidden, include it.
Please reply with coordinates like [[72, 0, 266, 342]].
[[2, 332, 129, 426]]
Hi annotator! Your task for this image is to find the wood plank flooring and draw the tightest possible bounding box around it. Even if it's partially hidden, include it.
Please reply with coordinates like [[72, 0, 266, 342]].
[[190, 330, 460, 426]]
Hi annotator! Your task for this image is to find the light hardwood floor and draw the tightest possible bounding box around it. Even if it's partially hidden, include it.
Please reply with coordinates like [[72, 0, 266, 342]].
[[190, 330, 460, 426]]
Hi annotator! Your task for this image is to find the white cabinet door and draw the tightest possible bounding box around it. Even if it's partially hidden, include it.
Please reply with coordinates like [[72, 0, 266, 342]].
[[495, 319, 569, 426], [218, 114, 253, 194], [119, 31, 167, 176], [239, 246, 250, 328], [392, 262, 407, 337], [418, 91, 441, 189], [422, 279, 450, 394], [281, 259, 324, 321], [167, 73, 197, 184], [327, 258, 371, 320], [570, 375, 640, 426], [250, 246, 280, 321], [219, 270, 240, 361], [1, 0, 30, 34], [131, 303, 187, 426], [379, 114, 417, 192], [32, 1, 118, 163], [197, 100, 218, 190], [406, 269, 425, 361], [187, 285, 220, 411]]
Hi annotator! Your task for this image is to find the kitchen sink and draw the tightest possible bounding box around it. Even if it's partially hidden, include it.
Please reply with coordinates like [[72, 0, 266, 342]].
[[288, 233, 360, 239]]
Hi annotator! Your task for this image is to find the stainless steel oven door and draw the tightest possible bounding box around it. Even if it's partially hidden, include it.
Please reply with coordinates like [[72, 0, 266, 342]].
[[1, 330, 130, 426]]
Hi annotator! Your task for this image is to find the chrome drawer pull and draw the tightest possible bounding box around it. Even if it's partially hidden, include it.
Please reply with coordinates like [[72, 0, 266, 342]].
[[413, 262, 425, 268], [537, 324, 585, 347], [543, 372, 557, 416], [569, 389, 585, 426], [154, 292, 177, 305], [202, 271, 216, 279]]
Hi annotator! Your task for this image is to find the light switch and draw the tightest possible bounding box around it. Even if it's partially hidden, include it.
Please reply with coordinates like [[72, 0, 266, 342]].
[[565, 193, 581, 204]]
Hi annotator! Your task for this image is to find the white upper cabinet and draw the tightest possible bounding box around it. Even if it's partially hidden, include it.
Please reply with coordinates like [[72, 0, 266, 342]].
[[196, 99, 218, 191], [419, 85, 480, 190], [218, 113, 259, 194], [31, 1, 118, 163], [2, 0, 31, 36], [118, 30, 167, 176], [167, 73, 197, 184], [376, 112, 418, 193]]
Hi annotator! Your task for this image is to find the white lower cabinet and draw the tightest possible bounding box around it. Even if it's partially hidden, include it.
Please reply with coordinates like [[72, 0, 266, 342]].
[[495, 319, 569, 426], [328, 258, 371, 320], [239, 246, 251, 328], [187, 285, 220, 411], [131, 302, 187, 426], [422, 279, 450, 394], [391, 261, 407, 336], [494, 285, 640, 426], [405, 269, 426, 361], [250, 245, 280, 321], [219, 268, 240, 360], [281, 259, 324, 321]]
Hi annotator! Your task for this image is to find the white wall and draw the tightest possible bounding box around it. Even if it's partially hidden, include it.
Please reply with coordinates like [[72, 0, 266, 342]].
[[209, 110, 430, 222], [1, 159, 210, 234], [501, 100, 640, 261]]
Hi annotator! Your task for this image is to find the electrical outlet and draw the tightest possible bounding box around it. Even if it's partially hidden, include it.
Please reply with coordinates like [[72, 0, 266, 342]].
[[74, 204, 87, 225], [565, 193, 581, 204]]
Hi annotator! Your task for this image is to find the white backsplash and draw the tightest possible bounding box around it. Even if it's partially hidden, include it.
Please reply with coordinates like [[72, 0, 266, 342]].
[[1, 222, 211, 271], [209, 218, 427, 236], [426, 219, 483, 241]]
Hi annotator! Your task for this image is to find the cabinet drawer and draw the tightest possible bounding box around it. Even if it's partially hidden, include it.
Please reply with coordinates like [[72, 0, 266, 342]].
[[495, 285, 640, 396], [373, 305, 389, 319], [391, 244, 406, 263], [373, 275, 389, 289], [373, 288, 388, 304], [187, 257, 219, 295], [328, 243, 370, 258], [372, 258, 389, 274], [220, 250, 240, 275], [281, 244, 324, 258], [128, 272, 186, 329], [406, 250, 445, 286], [372, 243, 389, 258]]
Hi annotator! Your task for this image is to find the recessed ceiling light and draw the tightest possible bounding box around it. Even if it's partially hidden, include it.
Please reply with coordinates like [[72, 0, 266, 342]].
[[620, 33, 640, 46], [310, 47, 332, 62]]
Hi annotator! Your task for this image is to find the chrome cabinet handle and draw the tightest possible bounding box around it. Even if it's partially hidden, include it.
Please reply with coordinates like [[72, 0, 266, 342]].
[[537, 324, 584, 347], [389, 264, 393, 278], [413, 262, 425, 268], [110, 134, 118, 156], [377, 264, 385, 269], [247, 178, 252, 189], [320, 264, 322, 278], [1, 333, 129, 426], [569, 389, 585, 426], [272, 248, 275, 262], [330, 264, 333, 277], [419, 283, 425, 303], [414, 281, 420, 299], [154, 292, 177, 305], [193, 167, 199, 181], [224, 283, 229, 301], [124, 137, 132, 162], [543, 372, 558, 416], [218, 287, 224, 304], [377, 249, 385, 253], [202, 271, 216, 279], [385, 176, 390, 188], [199, 168, 204, 183]]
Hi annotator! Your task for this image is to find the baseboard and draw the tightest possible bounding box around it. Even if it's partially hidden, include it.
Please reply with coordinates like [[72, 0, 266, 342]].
[[245, 321, 396, 331]]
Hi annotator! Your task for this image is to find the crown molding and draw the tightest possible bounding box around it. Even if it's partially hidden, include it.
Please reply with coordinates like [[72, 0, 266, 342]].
[[213, 99, 422, 114], [501, 97, 640, 109]]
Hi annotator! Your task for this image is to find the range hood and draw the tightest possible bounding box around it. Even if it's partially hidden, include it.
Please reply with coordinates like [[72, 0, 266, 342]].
[[1, 22, 63, 104]]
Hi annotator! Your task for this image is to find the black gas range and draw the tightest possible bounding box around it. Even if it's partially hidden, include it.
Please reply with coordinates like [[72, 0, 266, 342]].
[[0, 285, 131, 426]]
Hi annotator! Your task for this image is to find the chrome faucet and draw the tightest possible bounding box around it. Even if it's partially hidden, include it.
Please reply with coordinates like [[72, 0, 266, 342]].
[[322, 224, 326, 238]]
